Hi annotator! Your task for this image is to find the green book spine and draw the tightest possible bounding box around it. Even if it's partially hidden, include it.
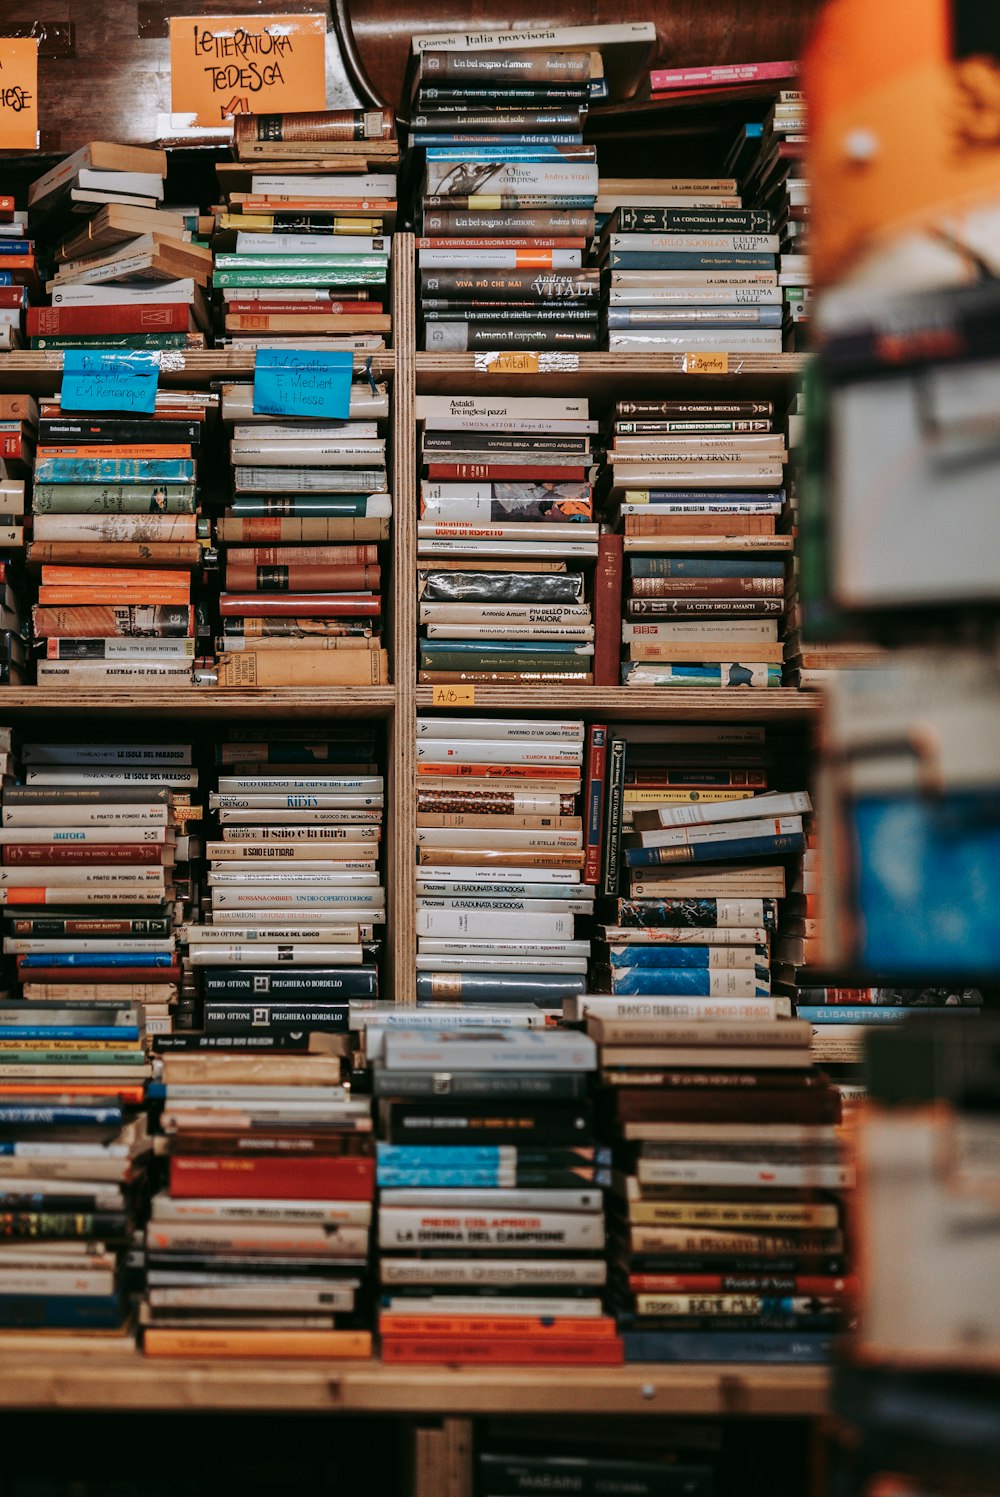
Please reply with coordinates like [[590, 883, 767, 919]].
[[418, 649, 591, 672], [32, 484, 196, 514], [214, 253, 390, 270], [31, 333, 192, 350], [212, 269, 387, 288]]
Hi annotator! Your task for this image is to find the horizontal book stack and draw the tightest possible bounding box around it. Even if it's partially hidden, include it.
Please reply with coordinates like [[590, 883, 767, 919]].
[[374, 1025, 621, 1365], [27, 142, 210, 354], [28, 390, 218, 686], [0, 393, 32, 684], [0, 199, 39, 351], [600, 397, 791, 686], [478, 1444, 716, 1497], [213, 377, 391, 688], [0, 994, 150, 1347], [586, 1009, 851, 1363], [2, 739, 203, 1041], [410, 47, 600, 351], [211, 109, 398, 353], [416, 394, 598, 683], [738, 90, 810, 349], [596, 187, 784, 353], [141, 1042, 373, 1361], [415, 716, 596, 1008]]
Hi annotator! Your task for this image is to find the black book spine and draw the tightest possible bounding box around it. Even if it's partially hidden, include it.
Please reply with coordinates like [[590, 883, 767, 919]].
[[202, 1003, 351, 1034], [614, 400, 774, 418], [421, 433, 589, 454], [426, 324, 599, 351], [381, 1101, 593, 1147], [37, 420, 201, 446], [152, 1032, 317, 1053], [422, 305, 596, 323], [614, 207, 773, 234], [600, 735, 627, 899], [422, 209, 595, 237], [372, 1071, 589, 1100], [2, 786, 172, 804], [479, 1453, 713, 1497], [5, 915, 172, 936], [200, 968, 377, 998]]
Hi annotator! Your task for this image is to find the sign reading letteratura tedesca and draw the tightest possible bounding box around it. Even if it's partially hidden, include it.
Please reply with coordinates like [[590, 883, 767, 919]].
[[253, 349, 354, 419], [0, 37, 39, 151], [168, 14, 326, 126]]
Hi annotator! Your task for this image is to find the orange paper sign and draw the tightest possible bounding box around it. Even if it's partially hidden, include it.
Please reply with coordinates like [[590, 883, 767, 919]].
[[431, 685, 476, 706], [0, 37, 39, 151], [169, 13, 327, 126]]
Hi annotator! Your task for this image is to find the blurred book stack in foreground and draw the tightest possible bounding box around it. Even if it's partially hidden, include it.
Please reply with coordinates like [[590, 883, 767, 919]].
[[211, 109, 398, 352], [741, 90, 810, 350], [27, 143, 209, 354], [213, 374, 391, 688], [374, 1024, 620, 1365], [416, 394, 598, 684], [600, 398, 790, 687], [0, 392, 32, 685]]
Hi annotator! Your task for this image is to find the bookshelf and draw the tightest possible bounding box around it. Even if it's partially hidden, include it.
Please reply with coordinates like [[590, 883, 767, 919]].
[[0, 231, 824, 1413]]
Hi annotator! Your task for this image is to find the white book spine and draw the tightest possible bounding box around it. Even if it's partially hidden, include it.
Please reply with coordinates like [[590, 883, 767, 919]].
[[207, 869, 378, 886], [209, 888, 384, 909], [187, 945, 363, 966], [183, 926, 366, 943], [378, 1210, 603, 1251], [380, 1257, 607, 1286], [640, 790, 812, 829], [235, 233, 386, 254], [0, 866, 164, 887], [418, 249, 583, 268], [415, 909, 573, 938], [416, 955, 587, 973], [25, 768, 196, 787], [572, 996, 790, 1021], [416, 717, 583, 740], [419, 939, 590, 958], [631, 813, 803, 848], [0, 827, 167, 843], [415, 828, 582, 850], [414, 396, 588, 421], [600, 926, 768, 945], [215, 777, 382, 793], [4, 938, 173, 954]]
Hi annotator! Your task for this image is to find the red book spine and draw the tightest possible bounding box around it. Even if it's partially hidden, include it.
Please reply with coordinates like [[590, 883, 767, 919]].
[[615, 1089, 841, 1125], [629, 1274, 854, 1295], [0, 431, 29, 461], [224, 563, 380, 593], [224, 300, 381, 315], [631, 576, 785, 598], [582, 723, 607, 886], [169, 1154, 375, 1200], [218, 594, 381, 617], [425, 464, 588, 482], [227, 545, 379, 566], [27, 304, 191, 336], [381, 1336, 624, 1365], [3, 845, 163, 866], [15, 963, 182, 983], [0, 288, 25, 309], [593, 532, 623, 686]]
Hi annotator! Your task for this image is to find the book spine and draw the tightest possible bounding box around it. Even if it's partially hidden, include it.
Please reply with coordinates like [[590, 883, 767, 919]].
[[600, 737, 626, 899], [582, 725, 607, 887], [593, 532, 624, 686]]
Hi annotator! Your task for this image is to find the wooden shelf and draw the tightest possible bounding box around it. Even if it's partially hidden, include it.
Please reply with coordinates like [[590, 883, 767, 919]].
[[414, 352, 808, 399], [415, 687, 818, 721], [0, 351, 396, 394], [0, 688, 396, 718], [0, 1351, 829, 1416]]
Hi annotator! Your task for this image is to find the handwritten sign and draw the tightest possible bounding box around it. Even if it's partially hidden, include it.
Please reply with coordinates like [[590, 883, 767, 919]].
[[61, 351, 160, 414], [253, 349, 353, 418], [0, 37, 39, 151], [431, 685, 476, 706], [682, 352, 730, 374], [169, 14, 326, 126], [483, 352, 540, 375]]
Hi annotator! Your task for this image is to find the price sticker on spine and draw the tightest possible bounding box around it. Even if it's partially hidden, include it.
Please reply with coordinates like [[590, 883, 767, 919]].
[[61, 350, 160, 413], [432, 685, 475, 706], [253, 348, 354, 418], [682, 352, 730, 374]]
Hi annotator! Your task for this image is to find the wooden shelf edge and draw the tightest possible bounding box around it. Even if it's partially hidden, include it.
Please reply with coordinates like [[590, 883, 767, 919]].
[[0, 351, 396, 393], [0, 1352, 830, 1416], [415, 687, 818, 721], [0, 688, 397, 718], [414, 351, 808, 396]]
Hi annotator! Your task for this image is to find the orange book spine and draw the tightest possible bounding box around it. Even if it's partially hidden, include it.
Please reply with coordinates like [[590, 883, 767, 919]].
[[624, 516, 776, 536], [378, 1315, 618, 1338], [0, 1084, 146, 1102], [380, 1336, 624, 1365], [416, 848, 586, 868], [37, 588, 191, 606], [37, 445, 192, 460], [226, 545, 379, 566], [215, 649, 389, 688], [40, 566, 188, 588], [239, 197, 396, 212], [144, 1329, 373, 1359], [416, 763, 580, 781]]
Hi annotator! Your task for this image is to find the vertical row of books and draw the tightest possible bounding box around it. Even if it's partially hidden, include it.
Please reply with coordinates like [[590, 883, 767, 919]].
[[0, 737, 201, 1344], [599, 395, 792, 687], [143, 723, 385, 1358], [211, 372, 391, 689], [0, 389, 31, 686], [407, 45, 601, 352], [415, 395, 598, 685], [739, 91, 810, 349], [209, 109, 398, 352], [0, 192, 40, 354]]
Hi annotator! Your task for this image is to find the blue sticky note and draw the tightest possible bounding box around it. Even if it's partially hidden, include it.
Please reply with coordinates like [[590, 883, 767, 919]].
[[253, 349, 354, 419], [61, 350, 159, 414]]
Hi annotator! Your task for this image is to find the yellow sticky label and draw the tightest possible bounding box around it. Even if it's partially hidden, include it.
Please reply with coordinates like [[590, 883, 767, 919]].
[[682, 352, 730, 374], [486, 352, 540, 375], [432, 685, 476, 706]]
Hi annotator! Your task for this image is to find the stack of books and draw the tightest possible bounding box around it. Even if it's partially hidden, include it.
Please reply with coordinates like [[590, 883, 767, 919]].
[[416, 394, 599, 684], [596, 185, 784, 353], [211, 109, 398, 352], [600, 397, 789, 687], [0, 392, 31, 685], [1, 739, 202, 1042], [739, 91, 810, 349], [415, 716, 597, 1008], [0, 199, 39, 351], [477, 1445, 716, 1496], [410, 48, 601, 351], [586, 1008, 851, 1363], [213, 378, 391, 688], [0, 991, 151, 1347], [26, 143, 210, 354], [374, 1025, 621, 1365], [28, 390, 217, 687], [142, 1042, 374, 1361]]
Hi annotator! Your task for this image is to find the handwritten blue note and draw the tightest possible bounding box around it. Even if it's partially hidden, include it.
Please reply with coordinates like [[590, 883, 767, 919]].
[[61, 350, 160, 414], [253, 349, 354, 419]]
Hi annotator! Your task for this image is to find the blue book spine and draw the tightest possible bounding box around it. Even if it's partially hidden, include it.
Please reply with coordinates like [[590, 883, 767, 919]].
[[0, 1025, 141, 1042], [0, 1105, 123, 1126], [377, 1144, 610, 1165], [414, 134, 584, 147], [609, 969, 771, 997], [424, 146, 587, 160], [797, 1005, 980, 1023], [0, 273, 13, 285], [0, 1294, 122, 1330], [622, 1330, 834, 1363], [625, 832, 805, 867], [607, 946, 768, 969], [608, 252, 776, 270], [630, 557, 786, 579], [17, 952, 173, 968], [620, 664, 782, 688], [420, 638, 588, 655], [607, 307, 784, 330], [0, 241, 31, 255], [33, 458, 196, 483]]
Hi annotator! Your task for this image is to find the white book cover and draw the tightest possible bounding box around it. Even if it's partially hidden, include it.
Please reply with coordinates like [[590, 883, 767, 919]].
[[235, 233, 388, 254], [187, 944, 363, 966], [215, 777, 382, 793], [51, 279, 197, 306], [419, 939, 591, 958], [381, 1028, 596, 1070], [379, 1258, 607, 1287], [413, 21, 655, 51], [608, 331, 784, 352], [251, 174, 396, 197], [416, 717, 583, 740], [415, 909, 573, 939], [378, 1209, 603, 1251], [637, 790, 811, 830], [415, 395, 588, 421], [568, 995, 791, 1021], [415, 867, 581, 885], [416, 955, 587, 973], [629, 813, 803, 849]]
